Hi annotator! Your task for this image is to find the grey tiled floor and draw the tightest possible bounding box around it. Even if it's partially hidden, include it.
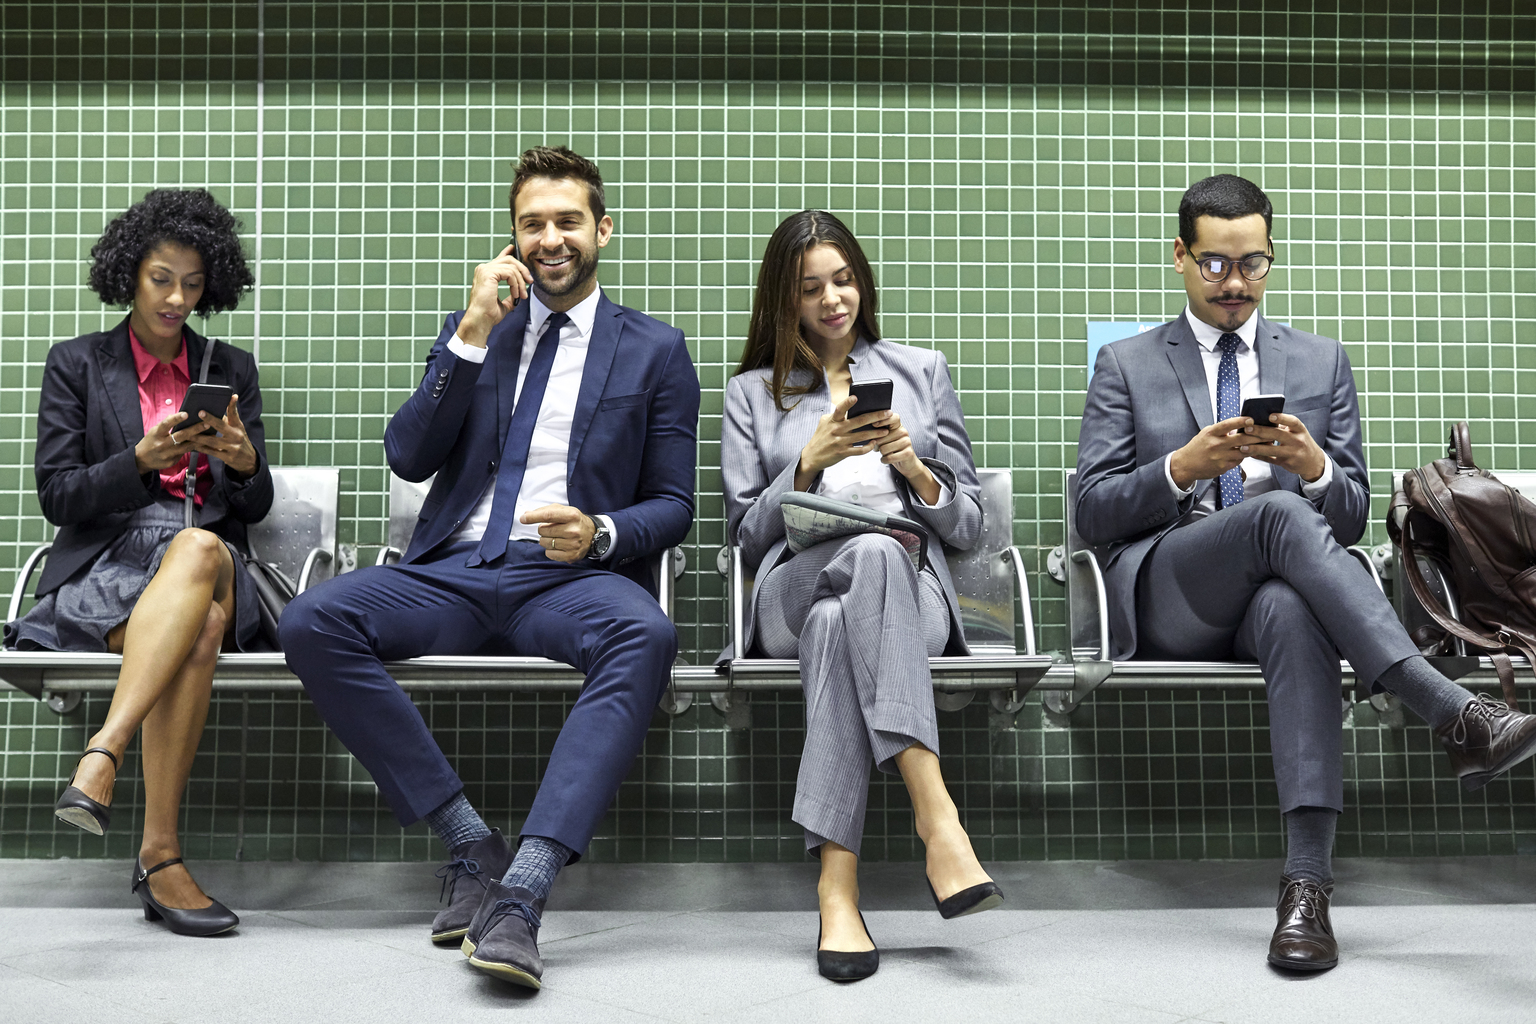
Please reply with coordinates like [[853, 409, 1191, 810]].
[[2, 857, 1534, 1023]]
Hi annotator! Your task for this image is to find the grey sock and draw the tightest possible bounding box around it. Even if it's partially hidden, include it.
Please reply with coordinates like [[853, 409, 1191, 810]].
[[502, 835, 573, 902], [1375, 656, 1472, 731], [1283, 806, 1337, 884], [422, 792, 492, 856]]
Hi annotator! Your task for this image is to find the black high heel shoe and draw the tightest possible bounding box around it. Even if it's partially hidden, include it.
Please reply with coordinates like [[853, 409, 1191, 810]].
[[927, 877, 1004, 919], [54, 747, 118, 835], [817, 910, 879, 982], [132, 858, 239, 937]]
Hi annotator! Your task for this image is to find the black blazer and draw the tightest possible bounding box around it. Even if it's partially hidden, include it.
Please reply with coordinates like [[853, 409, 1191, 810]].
[[32, 317, 273, 595]]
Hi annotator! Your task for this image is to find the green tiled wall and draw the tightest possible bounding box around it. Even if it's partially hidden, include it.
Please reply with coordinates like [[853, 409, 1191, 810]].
[[2, 4, 1535, 862]]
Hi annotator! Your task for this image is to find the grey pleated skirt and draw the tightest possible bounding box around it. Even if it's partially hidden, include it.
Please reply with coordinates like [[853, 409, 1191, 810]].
[[5, 498, 262, 653]]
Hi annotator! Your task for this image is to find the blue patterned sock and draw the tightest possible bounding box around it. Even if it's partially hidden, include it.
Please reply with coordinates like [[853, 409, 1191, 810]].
[[1283, 807, 1337, 884], [422, 792, 492, 855], [501, 835, 573, 901]]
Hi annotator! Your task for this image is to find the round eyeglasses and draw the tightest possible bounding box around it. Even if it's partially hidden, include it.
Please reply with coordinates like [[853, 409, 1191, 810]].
[[1195, 253, 1274, 283]]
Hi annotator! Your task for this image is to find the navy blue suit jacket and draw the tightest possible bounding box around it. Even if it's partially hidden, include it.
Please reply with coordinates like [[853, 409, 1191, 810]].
[[384, 292, 700, 595]]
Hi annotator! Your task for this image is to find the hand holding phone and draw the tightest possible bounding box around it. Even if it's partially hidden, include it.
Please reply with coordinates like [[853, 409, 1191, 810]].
[[176, 383, 235, 440], [1240, 394, 1285, 427]]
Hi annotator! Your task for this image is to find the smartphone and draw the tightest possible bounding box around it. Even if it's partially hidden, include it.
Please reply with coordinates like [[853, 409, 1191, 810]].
[[177, 383, 235, 437], [847, 378, 894, 444], [1240, 394, 1285, 426]]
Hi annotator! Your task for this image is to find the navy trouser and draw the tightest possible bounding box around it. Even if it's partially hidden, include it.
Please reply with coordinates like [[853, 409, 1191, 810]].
[[281, 540, 677, 857]]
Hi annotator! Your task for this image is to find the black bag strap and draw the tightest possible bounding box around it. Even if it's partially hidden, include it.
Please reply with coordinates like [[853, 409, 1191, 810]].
[[183, 339, 217, 530]]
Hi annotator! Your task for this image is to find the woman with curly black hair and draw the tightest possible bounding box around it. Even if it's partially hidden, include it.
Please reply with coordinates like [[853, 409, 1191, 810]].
[[7, 188, 272, 936]]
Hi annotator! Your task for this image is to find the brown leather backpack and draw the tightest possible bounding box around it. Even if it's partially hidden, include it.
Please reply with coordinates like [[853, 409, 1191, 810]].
[[1387, 423, 1536, 710]]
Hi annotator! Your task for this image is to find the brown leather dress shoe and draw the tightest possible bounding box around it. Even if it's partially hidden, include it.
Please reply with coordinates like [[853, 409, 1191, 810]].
[[1436, 693, 1536, 791], [1267, 876, 1337, 972]]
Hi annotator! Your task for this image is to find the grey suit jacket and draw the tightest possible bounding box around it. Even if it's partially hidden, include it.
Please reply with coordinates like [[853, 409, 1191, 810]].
[[721, 336, 983, 659], [1074, 312, 1370, 661]]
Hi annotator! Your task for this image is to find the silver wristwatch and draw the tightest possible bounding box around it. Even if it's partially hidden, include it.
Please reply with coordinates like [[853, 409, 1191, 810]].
[[587, 519, 612, 561]]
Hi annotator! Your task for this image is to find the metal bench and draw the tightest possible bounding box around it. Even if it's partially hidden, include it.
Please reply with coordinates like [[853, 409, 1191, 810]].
[[0, 466, 341, 711], [373, 471, 695, 713], [712, 467, 1053, 726], [1044, 467, 1393, 716]]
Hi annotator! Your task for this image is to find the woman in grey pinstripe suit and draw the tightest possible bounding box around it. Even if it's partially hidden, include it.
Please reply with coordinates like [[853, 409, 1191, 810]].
[[721, 212, 1004, 982]]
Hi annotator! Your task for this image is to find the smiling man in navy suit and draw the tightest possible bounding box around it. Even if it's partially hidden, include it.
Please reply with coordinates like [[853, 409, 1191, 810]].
[[282, 146, 699, 989]]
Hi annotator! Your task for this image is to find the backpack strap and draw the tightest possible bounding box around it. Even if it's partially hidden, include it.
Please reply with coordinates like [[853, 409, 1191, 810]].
[[1401, 528, 1529, 711]]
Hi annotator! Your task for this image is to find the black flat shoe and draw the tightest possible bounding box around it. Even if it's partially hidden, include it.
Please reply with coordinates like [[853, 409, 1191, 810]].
[[54, 747, 118, 835], [927, 878, 1004, 919], [817, 911, 879, 982], [132, 858, 239, 937]]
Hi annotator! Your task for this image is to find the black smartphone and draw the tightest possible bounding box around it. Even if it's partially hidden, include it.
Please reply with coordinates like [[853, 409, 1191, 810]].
[[1240, 394, 1285, 426], [847, 378, 894, 443], [177, 383, 234, 437]]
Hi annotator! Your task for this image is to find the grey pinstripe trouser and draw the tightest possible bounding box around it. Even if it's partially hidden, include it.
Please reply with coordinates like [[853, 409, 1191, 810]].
[[755, 533, 949, 856]]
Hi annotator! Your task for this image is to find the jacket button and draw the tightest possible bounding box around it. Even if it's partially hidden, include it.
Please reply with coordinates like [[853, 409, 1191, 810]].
[[488, 460, 497, 472]]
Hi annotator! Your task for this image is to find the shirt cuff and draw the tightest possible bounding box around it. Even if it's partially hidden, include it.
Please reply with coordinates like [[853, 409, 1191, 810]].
[[912, 480, 953, 508], [1301, 455, 1334, 500], [594, 514, 617, 561], [447, 335, 488, 364], [1164, 453, 1196, 500]]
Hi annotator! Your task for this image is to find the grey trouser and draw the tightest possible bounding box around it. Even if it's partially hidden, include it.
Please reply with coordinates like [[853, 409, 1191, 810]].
[[756, 533, 949, 855], [1135, 490, 1419, 813]]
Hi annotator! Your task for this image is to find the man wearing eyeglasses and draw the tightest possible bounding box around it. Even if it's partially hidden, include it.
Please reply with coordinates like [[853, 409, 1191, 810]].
[[1074, 174, 1536, 972]]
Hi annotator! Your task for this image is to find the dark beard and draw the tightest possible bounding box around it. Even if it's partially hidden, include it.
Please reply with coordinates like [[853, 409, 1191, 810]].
[[527, 246, 599, 297]]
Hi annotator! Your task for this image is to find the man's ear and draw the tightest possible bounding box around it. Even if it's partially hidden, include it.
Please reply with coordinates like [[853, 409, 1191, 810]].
[[595, 214, 614, 248], [1173, 236, 1188, 271]]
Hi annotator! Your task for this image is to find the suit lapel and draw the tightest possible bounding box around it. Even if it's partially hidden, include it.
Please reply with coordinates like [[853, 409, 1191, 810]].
[[1255, 313, 1287, 398], [494, 301, 534, 445], [1165, 315, 1214, 431], [567, 293, 623, 476], [95, 319, 145, 447], [1254, 314, 1298, 492]]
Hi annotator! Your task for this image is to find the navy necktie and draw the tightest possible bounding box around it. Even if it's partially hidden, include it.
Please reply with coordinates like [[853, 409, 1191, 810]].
[[470, 311, 570, 566], [1215, 332, 1244, 509]]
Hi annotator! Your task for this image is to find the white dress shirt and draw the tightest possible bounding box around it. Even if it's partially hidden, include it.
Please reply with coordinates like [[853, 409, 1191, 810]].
[[445, 288, 616, 555], [819, 446, 951, 514], [1164, 306, 1333, 516]]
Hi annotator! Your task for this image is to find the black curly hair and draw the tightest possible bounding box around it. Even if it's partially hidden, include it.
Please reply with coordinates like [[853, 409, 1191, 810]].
[[88, 188, 254, 316]]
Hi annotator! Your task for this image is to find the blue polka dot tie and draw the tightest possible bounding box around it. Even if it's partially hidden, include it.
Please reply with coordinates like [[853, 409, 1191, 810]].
[[1216, 333, 1244, 509]]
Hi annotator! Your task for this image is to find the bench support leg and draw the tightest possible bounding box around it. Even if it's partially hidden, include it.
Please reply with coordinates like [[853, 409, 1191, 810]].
[[1043, 660, 1113, 716], [710, 688, 752, 731]]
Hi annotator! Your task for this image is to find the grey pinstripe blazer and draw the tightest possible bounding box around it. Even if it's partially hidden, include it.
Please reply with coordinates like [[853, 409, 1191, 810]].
[[721, 336, 983, 659]]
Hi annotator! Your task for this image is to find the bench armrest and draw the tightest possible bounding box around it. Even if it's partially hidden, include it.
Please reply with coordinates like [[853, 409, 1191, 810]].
[[1005, 545, 1037, 657], [296, 547, 334, 593], [8, 544, 51, 623], [1071, 548, 1112, 662], [375, 546, 402, 567]]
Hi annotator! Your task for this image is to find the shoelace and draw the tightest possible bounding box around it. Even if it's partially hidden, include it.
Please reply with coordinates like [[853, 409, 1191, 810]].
[[434, 857, 483, 903], [483, 896, 542, 936], [1449, 693, 1511, 747], [1282, 879, 1327, 921]]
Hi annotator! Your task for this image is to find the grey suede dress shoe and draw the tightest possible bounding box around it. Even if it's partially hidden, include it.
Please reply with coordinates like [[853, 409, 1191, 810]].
[[461, 881, 545, 989], [430, 829, 514, 945]]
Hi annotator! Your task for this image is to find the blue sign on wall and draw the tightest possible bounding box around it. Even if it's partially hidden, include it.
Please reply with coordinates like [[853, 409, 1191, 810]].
[[1087, 322, 1163, 372]]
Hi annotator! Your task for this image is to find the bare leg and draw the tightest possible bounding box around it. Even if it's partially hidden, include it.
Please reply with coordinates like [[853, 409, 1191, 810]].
[[137, 601, 224, 910], [817, 843, 874, 952], [895, 743, 993, 900], [68, 529, 234, 811]]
